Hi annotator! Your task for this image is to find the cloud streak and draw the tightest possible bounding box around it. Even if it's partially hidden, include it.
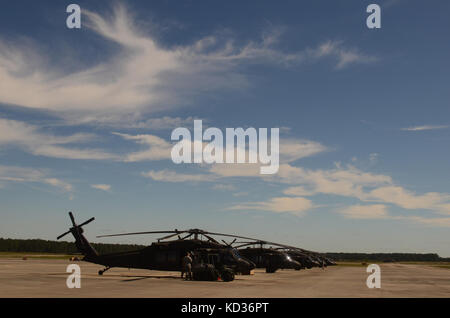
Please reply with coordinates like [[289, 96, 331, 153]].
[[228, 196, 313, 217], [0, 165, 73, 193], [337, 204, 389, 219], [0, 118, 118, 160], [142, 169, 215, 183], [401, 125, 449, 131], [91, 184, 111, 191]]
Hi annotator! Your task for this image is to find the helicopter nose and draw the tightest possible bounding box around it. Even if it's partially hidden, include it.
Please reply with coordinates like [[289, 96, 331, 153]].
[[291, 260, 301, 269]]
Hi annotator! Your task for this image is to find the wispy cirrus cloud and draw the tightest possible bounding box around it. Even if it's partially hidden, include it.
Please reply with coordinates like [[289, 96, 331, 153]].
[[228, 196, 314, 217], [0, 165, 73, 194], [91, 184, 111, 192], [141, 169, 215, 183], [0, 5, 376, 125], [336, 205, 450, 227], [401, 125, 449, 131], [0, 118, 118, 160], [112, 132, 172, 162], [337, 204, 390, 219], [309, 40, 378, 69], [69, 114, 200, 130]]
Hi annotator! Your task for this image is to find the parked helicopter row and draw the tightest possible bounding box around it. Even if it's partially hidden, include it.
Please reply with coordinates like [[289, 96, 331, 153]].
[[57, 212, 336, 282]]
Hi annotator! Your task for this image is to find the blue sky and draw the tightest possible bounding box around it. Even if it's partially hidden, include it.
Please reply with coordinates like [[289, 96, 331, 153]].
[[0, 0, 449, 256]]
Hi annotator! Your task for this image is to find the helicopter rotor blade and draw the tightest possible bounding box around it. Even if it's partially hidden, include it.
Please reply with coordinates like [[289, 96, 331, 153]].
[[96, 226, 323, 256], [96, 230, 181, 238], [69, 211, 76, 227], [157, 232, 185, 241], [57, 230, 71, 240], [180, 233, 193, 240], [200, 231, 263, 242], [58, 212, 94, 240], [235, 243, 254, 249], [221, 238, 238, 247], [78, 217, 95, 228], [202, 234, 219, 244]]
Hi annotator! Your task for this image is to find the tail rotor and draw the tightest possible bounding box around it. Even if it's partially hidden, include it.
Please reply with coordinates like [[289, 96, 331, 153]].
[[57, 212, 95, 240]]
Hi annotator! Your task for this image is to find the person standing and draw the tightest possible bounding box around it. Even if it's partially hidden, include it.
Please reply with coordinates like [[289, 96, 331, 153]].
[[182, 252, 193, 280]]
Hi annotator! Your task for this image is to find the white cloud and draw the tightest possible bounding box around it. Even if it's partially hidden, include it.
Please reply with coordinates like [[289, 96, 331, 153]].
[[141, 169, 215, 183], [283, 186, 315, 196], [137, 138, 326, 179], [0, 165, 73, 193], [275, 164, 392, 193], [336, 205, 450, 227], [119, 116, 198, 130], [0, 5, 376, 124], [43, 178, 73, 192], [401, 125, 449, 131], [0, 118, 118, 160], [337, 204, 389, 219], [91, 184, 111, 191], [228, 196, 313, 217], [364, 186, 450, 214], [113, 132, 172, 162], [309, 40, 378, 69], [279, 163, 450, 216], [279, 139, 328, 163], [115, 129, 327, 165], [70, 114, 199, 130], [140, 147, 450, 218]]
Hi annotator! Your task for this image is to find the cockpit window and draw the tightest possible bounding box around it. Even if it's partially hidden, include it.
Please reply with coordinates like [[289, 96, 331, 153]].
[[231, 248, 241, 258]]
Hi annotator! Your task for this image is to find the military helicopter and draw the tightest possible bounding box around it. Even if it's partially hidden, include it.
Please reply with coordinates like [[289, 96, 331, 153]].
[[236, 243, 302, 273], [229, 239, 335, 272], [57, 212, 255, 281], [277, 248, 323, 268], [276, 247, 337, 267], [228, 240, 301, 273]]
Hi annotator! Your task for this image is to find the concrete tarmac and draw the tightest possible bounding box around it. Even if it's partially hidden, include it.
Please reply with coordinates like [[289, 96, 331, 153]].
[[0, 259, 448, 297]]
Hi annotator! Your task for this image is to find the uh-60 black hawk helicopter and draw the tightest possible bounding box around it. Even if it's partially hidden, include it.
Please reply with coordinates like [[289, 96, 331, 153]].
[[232, 241, 302, 273], [277, 247, 337, 268], [57, 212, 255, 282], [228, 239, 336, 272]]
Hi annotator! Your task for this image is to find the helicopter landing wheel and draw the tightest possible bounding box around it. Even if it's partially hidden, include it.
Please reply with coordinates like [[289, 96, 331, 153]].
[[220, 270, 235, 282], [98, 267, 110, 275]]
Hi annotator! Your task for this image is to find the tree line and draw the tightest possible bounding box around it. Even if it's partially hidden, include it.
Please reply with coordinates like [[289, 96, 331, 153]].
[[0, 238, 145, 255], [324, 252, 449, 262]]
